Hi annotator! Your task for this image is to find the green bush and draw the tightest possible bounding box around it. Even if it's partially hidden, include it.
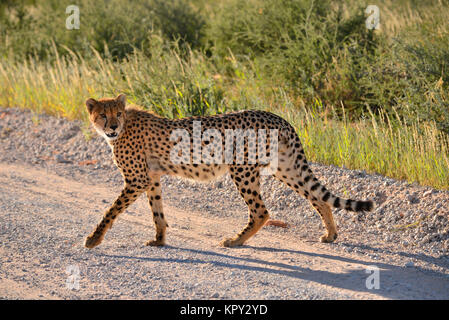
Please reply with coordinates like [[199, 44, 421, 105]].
[[207, 0, 383, 112], [1, 0, 449, 187], [0, 0, 207, 60], [205, 0, 449, 133], [394, 25, 449, 133], [119, 40, 229, 118]]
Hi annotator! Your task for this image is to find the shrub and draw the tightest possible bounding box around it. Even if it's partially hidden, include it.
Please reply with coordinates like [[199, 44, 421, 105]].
[[207, 0, 383, 113], [0, 0, 207, 60]]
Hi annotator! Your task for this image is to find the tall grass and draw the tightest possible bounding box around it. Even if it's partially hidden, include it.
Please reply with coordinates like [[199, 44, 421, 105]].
[[289, 104, 449, 190], [0, 39, 227, 120], [1, 44, 447, 189], [0, 0, 448, 190]]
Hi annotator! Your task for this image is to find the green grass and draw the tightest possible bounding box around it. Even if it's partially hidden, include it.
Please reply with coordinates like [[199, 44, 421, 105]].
[[0, 0, 448, 190], [289, 104, 449, 190]]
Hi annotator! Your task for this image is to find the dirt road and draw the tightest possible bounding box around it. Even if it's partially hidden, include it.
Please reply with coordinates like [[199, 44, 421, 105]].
[[1, 162, 448, 299]]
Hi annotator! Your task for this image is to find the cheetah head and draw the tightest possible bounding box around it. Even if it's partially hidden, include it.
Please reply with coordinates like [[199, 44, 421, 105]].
[[86, 94, 126, 141]]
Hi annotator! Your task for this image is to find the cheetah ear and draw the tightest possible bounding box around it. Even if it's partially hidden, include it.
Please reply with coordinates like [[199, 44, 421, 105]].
[[85, 98, 98, 114], [116, 94, 126, 107]]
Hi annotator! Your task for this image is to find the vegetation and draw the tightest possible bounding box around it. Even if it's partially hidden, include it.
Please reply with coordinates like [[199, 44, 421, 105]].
[[0, 0, 448, 189]]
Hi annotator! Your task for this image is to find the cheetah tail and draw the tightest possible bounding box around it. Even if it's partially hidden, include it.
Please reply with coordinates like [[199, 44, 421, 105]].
[[282, 125, 375, 213], [328, 195, 375, 212], [309, 177, 374, 212]]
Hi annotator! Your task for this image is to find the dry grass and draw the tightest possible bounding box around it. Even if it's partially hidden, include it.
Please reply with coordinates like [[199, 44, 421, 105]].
[[0, 0, 448, 190]]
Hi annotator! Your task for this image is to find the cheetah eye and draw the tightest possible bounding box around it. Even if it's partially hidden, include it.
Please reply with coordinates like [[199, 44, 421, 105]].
[[100, 114, 107, 119], [117, 112, 122, 117]]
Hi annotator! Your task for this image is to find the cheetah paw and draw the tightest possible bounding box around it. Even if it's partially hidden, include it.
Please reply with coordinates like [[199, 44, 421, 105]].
[[220, 238, 243, 248], [145, 239, 165, 247], [84, 233, 104, 249], [319, 233, 338, 243]]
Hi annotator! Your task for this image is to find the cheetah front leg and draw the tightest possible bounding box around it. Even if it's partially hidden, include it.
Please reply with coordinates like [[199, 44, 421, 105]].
[[84, 184, 146, 248], [145, 176, 168, 246], [221, 165, 270, 247]]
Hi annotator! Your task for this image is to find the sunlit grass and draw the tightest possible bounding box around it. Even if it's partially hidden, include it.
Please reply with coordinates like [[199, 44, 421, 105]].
[[0, 49, 447, 190], [258, 93, 449, 190]]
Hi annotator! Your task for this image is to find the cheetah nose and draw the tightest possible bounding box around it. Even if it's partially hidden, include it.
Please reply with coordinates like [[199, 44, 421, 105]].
[[110, 124, 118, 130]]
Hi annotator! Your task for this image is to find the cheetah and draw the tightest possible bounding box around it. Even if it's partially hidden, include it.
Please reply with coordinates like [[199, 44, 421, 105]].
[[84, 94, 374, 249]]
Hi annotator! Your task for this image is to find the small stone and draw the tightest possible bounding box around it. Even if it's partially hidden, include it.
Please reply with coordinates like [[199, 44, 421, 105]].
[[211, 292, 219, 298], [422, 235, 431, 244], [61, 131, 77, 140], [55, 154, 69, 163], [423, 190, 432, 197], [375, 191, 387, 205], [407, 193, 419, 204], [215, 181, 223, 189], [404, 261, 414, 268]]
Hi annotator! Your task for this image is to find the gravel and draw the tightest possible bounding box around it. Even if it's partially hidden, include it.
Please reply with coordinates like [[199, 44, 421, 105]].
[[1, 107, 447, 257], [1, 106, 449, 299]]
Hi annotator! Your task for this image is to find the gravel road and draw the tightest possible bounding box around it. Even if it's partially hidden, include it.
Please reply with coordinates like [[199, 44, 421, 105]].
[[1, 107, 449, 299]]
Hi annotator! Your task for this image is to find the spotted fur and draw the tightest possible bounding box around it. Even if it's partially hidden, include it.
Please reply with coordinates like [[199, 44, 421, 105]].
[[84, 94, 374, 249]]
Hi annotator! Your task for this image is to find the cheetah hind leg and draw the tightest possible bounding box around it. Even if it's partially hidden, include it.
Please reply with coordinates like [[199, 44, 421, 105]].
[[273, 164, 337, 243], [310, 200, 338, 243], [221, 165, 270, 247]]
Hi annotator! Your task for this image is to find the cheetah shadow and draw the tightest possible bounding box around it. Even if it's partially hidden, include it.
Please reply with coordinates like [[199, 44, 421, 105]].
[[101, 245, 449, 300]]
